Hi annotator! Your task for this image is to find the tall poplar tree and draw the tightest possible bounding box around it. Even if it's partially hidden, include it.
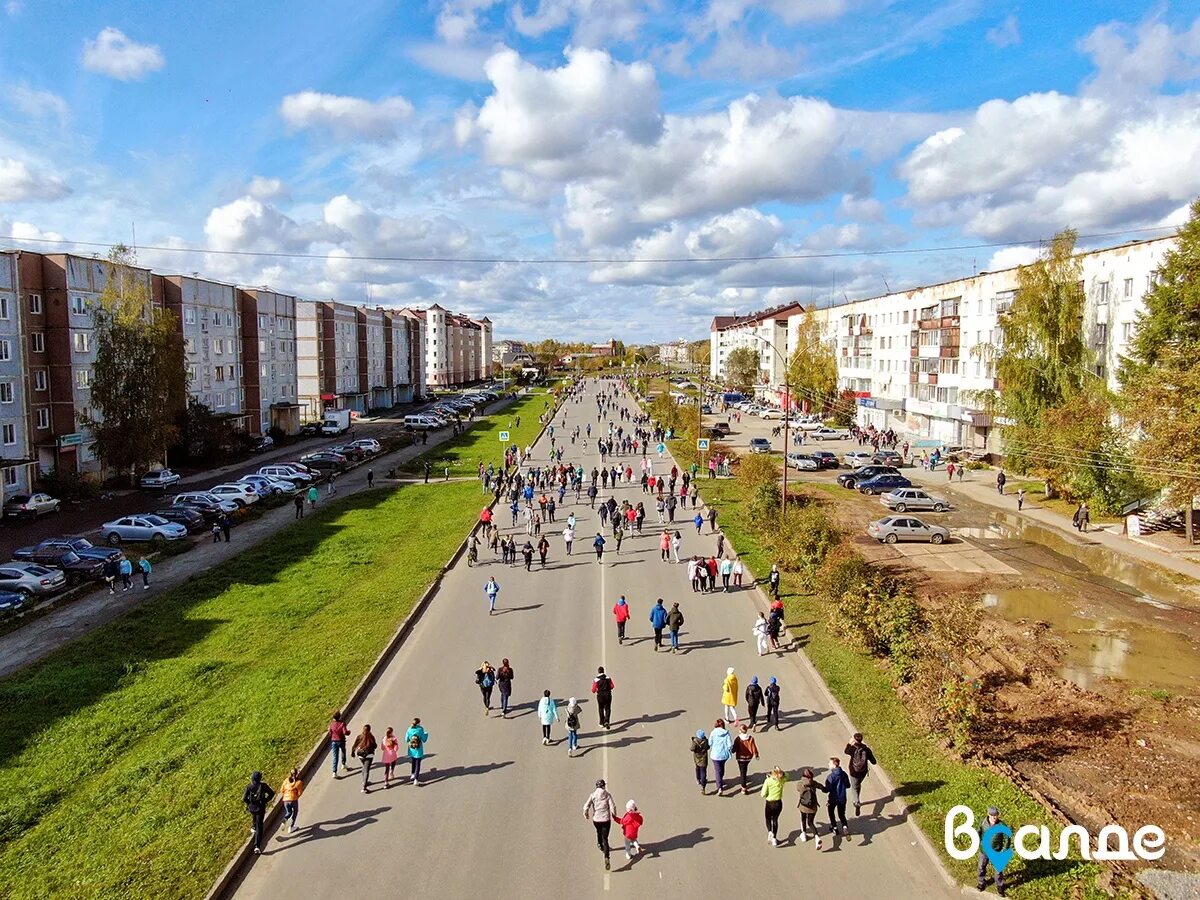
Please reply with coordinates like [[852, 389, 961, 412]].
[[787, 308, 838, 412]]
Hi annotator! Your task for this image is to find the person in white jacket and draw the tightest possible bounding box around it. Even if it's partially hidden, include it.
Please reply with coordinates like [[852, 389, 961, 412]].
[[537, 690, 559, 745], [753, 612, 770, 656], [584, 779, 618, 870]]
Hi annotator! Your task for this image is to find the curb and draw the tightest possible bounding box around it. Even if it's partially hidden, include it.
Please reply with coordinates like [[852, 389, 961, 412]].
[[206, 390, 564, 900]]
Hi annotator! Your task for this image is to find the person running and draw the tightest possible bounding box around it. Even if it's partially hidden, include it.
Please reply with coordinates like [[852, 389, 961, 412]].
[[825, 756, 850, 835], [768, 564, 781, 601], [691, 729, 710, 794], [708, 719, 734, 795], [753, 612, 770, 656], [405, 718, 428, 785], [649, 598, 669, 651], [329, 710, 350, 777], [278, 767, 303, 834], [584, 779, 618, 871], [537, 690, 559, 745], [592, 666, 614, 729], [721, 667, 739, 722], [497, 658, 515, 717], [764, 677, 781, 730], [734, 723, 760, 795], [484, 576, 500, 615], [667, 602, 684, 653], [693, 511, 704, 535], [565, 697, 582, 756], [243, 771, 275, 855], [612, 596, 631, 644], [475, 660, 496, 714], [380, 727, 401, 788], [593, 532, 606, 563], [745, 676, 764, 728], [352, 724, 377, 793], [616, 800, 644, 862], [521, 540, 534, 571], [797, 768, 826, 848], [844, 732, 878, 816], [761, 766, 788, 846]]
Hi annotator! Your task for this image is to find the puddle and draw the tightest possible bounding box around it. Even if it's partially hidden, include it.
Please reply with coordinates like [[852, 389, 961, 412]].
[[982, 588, 1200, 694]]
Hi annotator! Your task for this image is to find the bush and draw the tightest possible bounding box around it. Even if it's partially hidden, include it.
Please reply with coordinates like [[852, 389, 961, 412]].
[[768, 504, 842, 575], [748, 482, 782, 525], [939, 675, 982, 756], [37, 467, 97, 501], [737, 453, 779, 490]]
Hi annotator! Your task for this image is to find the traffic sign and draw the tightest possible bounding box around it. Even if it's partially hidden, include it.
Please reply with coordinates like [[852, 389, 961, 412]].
[[499, 431, 510, 442], [697, 438, 710, 450]]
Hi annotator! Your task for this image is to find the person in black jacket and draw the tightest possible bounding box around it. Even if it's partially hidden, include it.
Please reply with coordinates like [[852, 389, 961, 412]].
[[745, 676, 765, 729], [243, 771, 275, 854], [844, 732, 878, 816], [764, 677, 781, 730]]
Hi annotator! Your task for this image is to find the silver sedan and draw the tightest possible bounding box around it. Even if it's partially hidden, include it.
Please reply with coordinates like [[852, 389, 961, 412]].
[[880, 488, 951, 513], [867, 515, 950, 544]]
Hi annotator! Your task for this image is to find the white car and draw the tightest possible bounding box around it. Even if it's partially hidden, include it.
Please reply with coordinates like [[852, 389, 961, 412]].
[[811, 427, 851, 441], [797, 417, 826, 431], [101, 515, 188, 546], [881, 488, 951, 513], [139, 469, 181, 490], [786, 453, 819, 471], [759, 408, 785, 420], [207, 483, 260, 507], [239, 474, 298, 495], [258, 465, 313, 486], [173, 492, 239, 514], [349, 438, 381, 454], [843, 451, 875, 468]]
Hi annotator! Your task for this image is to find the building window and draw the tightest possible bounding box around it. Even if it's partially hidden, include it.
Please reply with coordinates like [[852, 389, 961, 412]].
[[28, 293, 42, 314], [1097, 282, 1110, 305], [1124, 278, 1133, 298], [30, 333, 44, 353], [1, 424, 12, 445], [0, 382, 12, 403], [33, 370, 47, 391], [36, 408, 50, 429], [0, 297, 8, 320], [1122, 322, 1132, 341], [184, 307, 196, 325], [76, 369, 91, 388], [71, 295, 87, 315], [1096, 323, 1108, 344], [72, 332, 90, 354], [2, 468, 15, 486], [0, 340, 8, 361]]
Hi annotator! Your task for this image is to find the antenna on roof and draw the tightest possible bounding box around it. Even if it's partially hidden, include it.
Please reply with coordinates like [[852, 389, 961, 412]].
[[882, 279, 891, 293]]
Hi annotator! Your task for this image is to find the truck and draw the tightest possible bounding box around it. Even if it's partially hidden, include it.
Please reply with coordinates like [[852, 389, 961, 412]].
[[320, 409, 352, 436]]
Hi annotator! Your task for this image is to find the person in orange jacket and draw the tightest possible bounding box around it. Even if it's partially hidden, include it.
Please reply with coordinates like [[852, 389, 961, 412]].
[[615, 799, 644, 861], [612, 596, 631, 644]]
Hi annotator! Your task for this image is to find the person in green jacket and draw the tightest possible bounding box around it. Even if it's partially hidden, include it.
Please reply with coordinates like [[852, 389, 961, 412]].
[[405, 718, 429, 785], [760, 766, 788, 846]]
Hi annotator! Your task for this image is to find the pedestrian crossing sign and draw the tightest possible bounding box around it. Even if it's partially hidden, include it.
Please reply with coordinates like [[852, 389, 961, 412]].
[[697, 438, 710, 450], [499, 431, 510, 442]]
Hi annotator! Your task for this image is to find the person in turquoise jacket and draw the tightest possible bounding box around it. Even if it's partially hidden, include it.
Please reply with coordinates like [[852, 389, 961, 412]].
[[405, 718, 429, 785]]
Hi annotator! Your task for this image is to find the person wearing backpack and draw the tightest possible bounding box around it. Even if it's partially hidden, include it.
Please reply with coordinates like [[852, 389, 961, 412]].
[[565, 697, 583, 756], [666, 602, 684, 653], [691, 729, 710, 794], [796, 768, 827, 848], [649, 598, 669, 651], [591, 666, 614, 728], [242, 771, 275, 855], [844, 732, 878, 816], [764, 677, 781, 730], [352, 724, 377, 793], [405, 718, 429, 785], [475, 661, 496, 714]]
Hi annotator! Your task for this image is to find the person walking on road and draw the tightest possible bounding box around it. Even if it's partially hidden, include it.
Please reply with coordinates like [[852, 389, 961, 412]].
[[732, 557, 743, 588], [616, 800, 644, 861], [672, 530, 682, 563], [996, 469, 1006, 495], [592, 666, 614, 729], [307, 484, 319, 508], [405, 718, 428, 785], [825, 757, 850, 835], [497, 658, 515, 716], [691, 729, 710, 794], [484, 576, 500, 615], [563, 524, 575, 555], [693, 511, 703, 535], [720, 556, 733, 591], [521, 540, 534, 571], [715, 532, 725, 558], [721, 667, 739, 723], [768, 564, 781, 601], [118, 557, 133, 591], [708, 719, 734, 794], [367, 468, 374, 488], [537, 535, 550, 567], [593, 532, 606, 563], [708, 507, 719, 533], [745, 676, 764, 729], [845, 732, 878, 816], [764, 677, 781, 730], [649, 598, 669, 651], [537, 690, 559, 745], [294, 493, 304, 519], [761, 766, 787, 845], [565, 697, 582, 756], [613, 596, 631, 644], [243, 771, 275, 855], [753, 612, 770, 656], [797, 768, 826, 848], [381, 727, 401, 788], [667, 602, 684, 653], [352, 724, 377, 793], [137, 556, 151, 590], [279, 767, 303, 834], [659, 529, 671, 561], [475, 660, 496, 714], [1017, 488, 1026, 511], [734, 723, 760, 794], [329, 710, 350, 777], [584, 779, 618, 871], [977, 806, 1010, 896]]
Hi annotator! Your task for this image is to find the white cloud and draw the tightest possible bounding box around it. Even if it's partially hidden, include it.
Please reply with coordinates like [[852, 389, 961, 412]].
[[279, 91, 414, 142], [246, 176, 290, 201], [512, 0, 646, 45], [407, 42, 495, 81], [985, 245, 1040, 271], [4, 1, 22, 16], [704, 0, 848, 31], [6, 84, 69, 126], [81, 27, 165, 81], [1079, 17, 1200, 100], [839, 193, 885, 221], [699, 31, 802, 80], [0, 157, 70, 202], [986, 14, 1020, 48]]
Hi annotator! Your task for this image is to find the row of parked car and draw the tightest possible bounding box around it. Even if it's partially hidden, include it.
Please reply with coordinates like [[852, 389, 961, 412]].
[[403, 389, 502, 430]]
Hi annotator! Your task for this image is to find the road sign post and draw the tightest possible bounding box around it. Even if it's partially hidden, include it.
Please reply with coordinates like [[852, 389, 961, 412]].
[[498, 431, 510, 443]]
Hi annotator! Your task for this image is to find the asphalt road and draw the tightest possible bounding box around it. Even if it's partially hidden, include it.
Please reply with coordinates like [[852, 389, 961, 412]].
[[232, 382, 955, 899]]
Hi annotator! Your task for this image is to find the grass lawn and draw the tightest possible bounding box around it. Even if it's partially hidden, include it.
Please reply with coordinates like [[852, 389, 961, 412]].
[[669, 441, 1109, 897], [1008, 479, 1120, 525]]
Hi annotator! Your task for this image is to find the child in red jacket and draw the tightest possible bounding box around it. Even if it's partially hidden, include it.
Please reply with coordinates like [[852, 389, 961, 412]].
[[616, 800, 643, 859]]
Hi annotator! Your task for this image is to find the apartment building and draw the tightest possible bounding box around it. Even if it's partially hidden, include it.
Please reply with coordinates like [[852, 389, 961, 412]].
[[238, 289, 300, 436], [357, 307, 390, 410], [658, 339, 692, 364], [407, 304, 491, 388], [708, 302, 804, 394], [0, 252, 34, 495], [295, 300, 322, 422], [14, 251, 50, 484], [315, 301, 365, 413], [160, 275, 247, 426]]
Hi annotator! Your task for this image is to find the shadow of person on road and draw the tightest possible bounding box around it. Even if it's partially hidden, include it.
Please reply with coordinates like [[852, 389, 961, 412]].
[[574, 734, 652, 755], [784, 709, 834, 728], [272, 806, 390, 851], [493, 604, 543, 615], [681, 637, 744, 654], [421, 759, 514, 784], [646, 826, 712, 857]]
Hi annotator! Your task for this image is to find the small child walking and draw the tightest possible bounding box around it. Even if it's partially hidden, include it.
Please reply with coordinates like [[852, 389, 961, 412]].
[[616, 800, 644, 861]]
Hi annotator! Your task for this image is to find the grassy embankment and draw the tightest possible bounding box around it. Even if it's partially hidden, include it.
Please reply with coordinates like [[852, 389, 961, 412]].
[[0, 393, 549, 899]]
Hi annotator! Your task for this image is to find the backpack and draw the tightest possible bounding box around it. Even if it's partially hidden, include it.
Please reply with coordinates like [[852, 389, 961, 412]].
[[849, 745, 871, 776], [409, 734, 422, 750], [482, 672, 494, 688], [567, 708, 580, 729], [798, 783, 818, 810]]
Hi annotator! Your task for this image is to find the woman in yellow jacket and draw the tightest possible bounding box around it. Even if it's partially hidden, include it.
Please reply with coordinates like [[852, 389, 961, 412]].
[[721, 667, 738, 723], [279, 767, 304, 834], [761, 766, 788, 846]]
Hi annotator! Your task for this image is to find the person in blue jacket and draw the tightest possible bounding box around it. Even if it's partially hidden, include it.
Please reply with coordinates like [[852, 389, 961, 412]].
[[649, 598, 669, 651], [405, 718, 429, 785], [708, 719, 734, 794], [824, 756, 851, 835]]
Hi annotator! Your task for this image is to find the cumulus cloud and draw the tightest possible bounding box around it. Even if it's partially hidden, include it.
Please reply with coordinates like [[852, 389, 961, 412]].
[[839, 193, 885, 221], [986, 14, 1020, 48], [245, 176, 290, 201], [985, 245, 1040, 272], [0, 157, 70, 202], [279, 91, 414, 142], [81, 27, 165, 80], [699, 31, 802, 80]]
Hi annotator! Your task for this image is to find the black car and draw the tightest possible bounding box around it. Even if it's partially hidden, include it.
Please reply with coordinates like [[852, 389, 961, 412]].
[[857, 474, 913, 495], [300, 454, 347, 473], [809, 451, 840, 469], [837, 465, 901, 490], [0, 589, 28, 616], [154, 506, 208, 533], [25, 549, 105, 585], [331, 445, 367, 462], [250, 435, 275, 453], [170, 498, 224, 524], [13, 537, 123, 564], [299, 422, 323, 437], [872, 449, 904, 467]]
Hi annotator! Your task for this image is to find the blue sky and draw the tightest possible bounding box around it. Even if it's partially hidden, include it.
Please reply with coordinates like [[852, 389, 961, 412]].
[[1, 0, 1197, 341]]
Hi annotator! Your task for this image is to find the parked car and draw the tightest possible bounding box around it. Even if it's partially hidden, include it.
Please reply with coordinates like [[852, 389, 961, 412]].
[[258, 465, 313, 485], [873, 449, 904, 467], [250, 435, 275, 453], [0, 562, 67, 598], [843, 451, 874, 468], [139, 469, 181, 490], [239, 474, 298, 495], [837, 465, 900, 490], [759, 408, 785, 420], [810, 450, 840, 469], [3, 492, 61, 519], [867, 515, 950, 545], [704, 427, 728, 440], [710, 421, 731, 436], [796, 417, 826, 431], [701, 404, 713, 414], [207, 483, 261, 507], [331, 444, 368, 462], [168, 498, 224, 524], [173, 492, 239, 514], [299, 453, 348, 473], [0, 589, 28, 616], [24, 549, 104, 585], [786, 453, 819, 471], [350, 438, 381, 455], [153, 506, 208, 533], [810, 427, 851, 441], [14, 537, 123, 564], [857, 474, 913, 495], [748, 438, 772, 454], [299, 422, 324, 437], [101, 515, 189, 546], [881, 488, 950, 513]]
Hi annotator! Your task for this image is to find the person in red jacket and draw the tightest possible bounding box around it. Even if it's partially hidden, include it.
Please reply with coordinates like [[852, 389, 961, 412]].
[[612, 596, 631, 644], [706, 556, 719, 591], [616, 799, 644, 860]]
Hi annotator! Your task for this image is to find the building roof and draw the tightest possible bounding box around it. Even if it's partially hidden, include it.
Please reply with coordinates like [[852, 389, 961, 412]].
[[711, 302, 806, 332]]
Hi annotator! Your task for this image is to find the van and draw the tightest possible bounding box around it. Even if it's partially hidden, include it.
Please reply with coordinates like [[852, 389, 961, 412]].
[[404, 414, 436, 428]]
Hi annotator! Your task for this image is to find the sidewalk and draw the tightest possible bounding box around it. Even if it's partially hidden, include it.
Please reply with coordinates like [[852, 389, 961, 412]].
[[937, 470, 1200, 584]]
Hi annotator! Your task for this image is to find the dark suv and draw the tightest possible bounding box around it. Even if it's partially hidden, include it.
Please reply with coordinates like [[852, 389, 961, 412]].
[[836, 465, 900, 490], [13, 537, 123, 565], [25, 549, 105, 586], [857, 473, 913, 495]]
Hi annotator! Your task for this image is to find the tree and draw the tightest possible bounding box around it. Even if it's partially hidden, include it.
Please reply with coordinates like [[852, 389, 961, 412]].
[[691, 339, 710, 367], [1120, 197, 1200, 538], [787, 308, 838, 413], [725, 347, 759, 393], [84, 245, 188, 480]]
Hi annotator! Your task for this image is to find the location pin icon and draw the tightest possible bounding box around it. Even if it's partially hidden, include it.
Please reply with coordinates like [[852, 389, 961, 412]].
[[982, 824, 1014, 873]]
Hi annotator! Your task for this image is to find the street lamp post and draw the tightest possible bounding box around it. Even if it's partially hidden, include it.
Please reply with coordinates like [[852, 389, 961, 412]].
[[753, 335, 791, 514]]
